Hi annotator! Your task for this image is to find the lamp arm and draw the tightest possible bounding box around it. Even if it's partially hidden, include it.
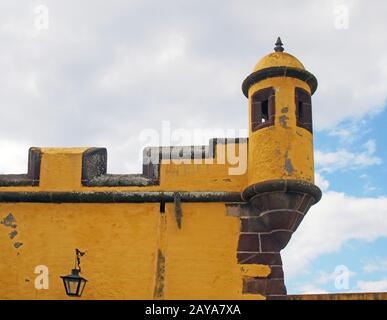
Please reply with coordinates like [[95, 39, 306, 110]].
[[75, 248, 86, 272]]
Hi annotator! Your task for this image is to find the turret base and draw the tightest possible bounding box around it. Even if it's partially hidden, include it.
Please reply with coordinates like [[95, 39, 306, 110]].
[[232, 179, 321, 299]]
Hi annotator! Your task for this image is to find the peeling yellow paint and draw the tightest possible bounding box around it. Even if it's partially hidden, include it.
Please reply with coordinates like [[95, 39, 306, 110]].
[[240, 264, 271, 278]]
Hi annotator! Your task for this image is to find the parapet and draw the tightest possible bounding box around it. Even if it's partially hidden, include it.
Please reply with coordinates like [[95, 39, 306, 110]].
[[0, 138, 248, 193]]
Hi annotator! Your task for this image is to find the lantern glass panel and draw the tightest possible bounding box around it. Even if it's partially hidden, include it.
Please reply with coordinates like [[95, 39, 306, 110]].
[[78, 278, 87, 296], [65, 278, 81, 296]]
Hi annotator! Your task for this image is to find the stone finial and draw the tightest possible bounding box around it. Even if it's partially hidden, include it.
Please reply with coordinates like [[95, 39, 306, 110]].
[[274, 37, 284, 52]]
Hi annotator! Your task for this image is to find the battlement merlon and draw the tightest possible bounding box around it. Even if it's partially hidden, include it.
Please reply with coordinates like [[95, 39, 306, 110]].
[[0, 138, 249, 194]]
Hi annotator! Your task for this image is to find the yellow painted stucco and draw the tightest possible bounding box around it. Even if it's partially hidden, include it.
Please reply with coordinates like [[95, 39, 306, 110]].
[[0, 203, 159, 299], [240, 264, 271, 278], [0, 202, 267, 300]]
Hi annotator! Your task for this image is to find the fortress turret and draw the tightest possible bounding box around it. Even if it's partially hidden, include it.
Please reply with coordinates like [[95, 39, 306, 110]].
[[236, 38, 322, 299]]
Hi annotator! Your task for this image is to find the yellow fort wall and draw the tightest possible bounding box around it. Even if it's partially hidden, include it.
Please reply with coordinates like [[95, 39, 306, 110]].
[[0, 145, 269, 300], [0, 201, 268, 300], [0, 203, 159, 299]]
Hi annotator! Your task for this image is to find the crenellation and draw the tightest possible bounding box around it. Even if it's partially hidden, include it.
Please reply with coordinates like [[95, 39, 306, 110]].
[[0, 138, 248, 190]]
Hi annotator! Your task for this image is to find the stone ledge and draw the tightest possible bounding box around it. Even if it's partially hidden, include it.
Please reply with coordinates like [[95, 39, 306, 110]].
[[0, 148, 41, 187]]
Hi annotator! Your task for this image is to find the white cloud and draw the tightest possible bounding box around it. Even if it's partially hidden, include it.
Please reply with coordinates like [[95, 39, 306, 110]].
[[315, 268, 356, 285], [356, 279, 387, 292], [359, 174, 380, 194], [362, 257, 387, 274], [363, 140, 377, 155], [289, 266, 358, 294], [283, 191, 387, 278], [363, 183, 378, 194], [315, 140, 382, 173], [294, 284, 328, 294], [0, 139, 30, 174], [315, 172, 330, 191], [328, 127, 360, 145]]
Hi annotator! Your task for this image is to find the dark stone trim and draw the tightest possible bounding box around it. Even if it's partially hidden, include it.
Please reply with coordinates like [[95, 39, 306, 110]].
[[243, 277, 286, 296], [0, 148, 42, 187], [266, 294, 287, 300], [82, 148, 160, 187], [0, 191, 243, 203], [82, 138, 248, 187], [237, 234, 260, 252], [242, 66, 318, 98], [268, 265, 284, 279], [288, 292, 387, 300], [242, 179, 322, 204], [237, 252, 282, 265], [83, 173, 161, 187], [82, 148, 107, 183], [143, 138, 248, 163]]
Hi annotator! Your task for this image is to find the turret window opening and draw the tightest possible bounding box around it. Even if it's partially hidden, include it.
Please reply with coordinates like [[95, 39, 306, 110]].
[[251, 87, 275, 132], [295, 87, 313, 133], [261, 100, 269, 123], [297, 101, 304, 122]]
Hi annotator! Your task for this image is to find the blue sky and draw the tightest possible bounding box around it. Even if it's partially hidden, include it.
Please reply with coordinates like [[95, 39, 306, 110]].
[[0, 0, 386, 295], [287, 238, 387, 294], [284, 107, 387, 294], [316, 108, 387, 197]]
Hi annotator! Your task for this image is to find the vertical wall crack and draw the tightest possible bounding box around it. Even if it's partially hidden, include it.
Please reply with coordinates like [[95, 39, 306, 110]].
[[174, 192, 182, 229], [153, 208, 167, 299]]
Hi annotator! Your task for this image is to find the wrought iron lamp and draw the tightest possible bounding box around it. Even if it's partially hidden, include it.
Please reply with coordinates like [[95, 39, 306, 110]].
[[61, 249, 87, 297]]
